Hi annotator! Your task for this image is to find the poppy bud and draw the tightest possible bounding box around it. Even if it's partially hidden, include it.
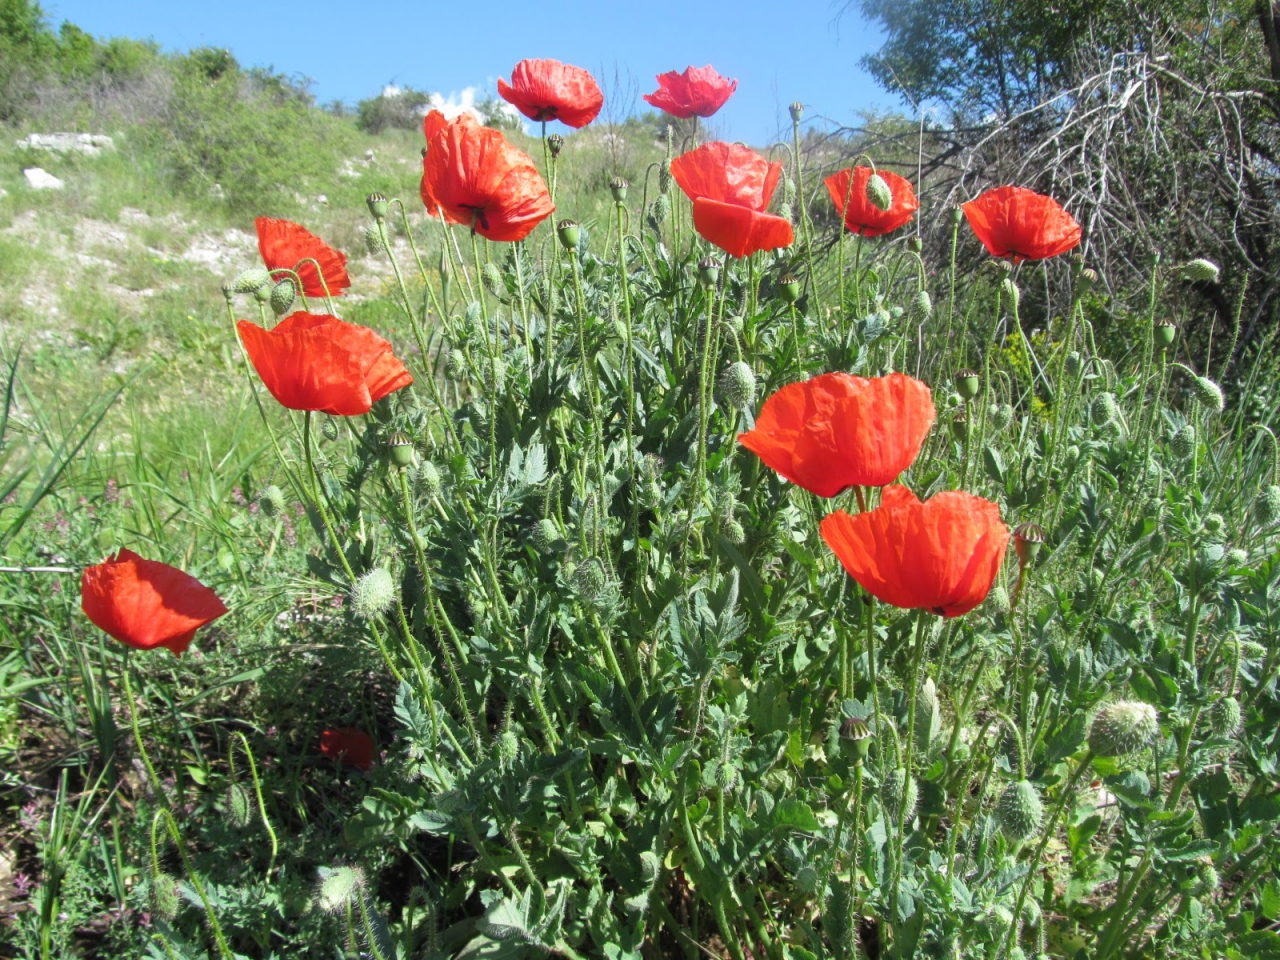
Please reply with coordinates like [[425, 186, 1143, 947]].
[[911, 289, 933, 321], [546, 133, 564, 158], [482, 356, 507, 390], [387, 432, 415, 469], [1091, 392, 1120, 426], [225, 783, 254, 829], [571, 558, 609, 605], [908, 236, 923, 254], [257, 484, 286, 519], [882, 768, 918, 824], [1190, 374, 1225, 413], [1181, 258, 1220, 283], [956, 369, 981, 400], [639, 850, 661, 885], [1202, 512, 1225, 537], [252, 280, 273, 304], [482, 262, 505, 300], [445, 349, 467, 382], [363, 222, 387, 255], [840, 716, 873, 762], [697, 257, 720, 287], [865, 172, 893, 212], [316, 866, 365, 915], [1243, 640, 1268, 660], [351, 568, 395, 620], [1065, 352, 1082, 378], [658, 158, 673, 195], [321, 416, 340, 442], [778, 202, 793, 223], [230, 267, 272, 295], [530, 517, 562, 553], [996, 780, 1044, 842], [1171, 424, 1196, 459], [417, 460, 441, 498], [721, 516, 746, 545], [1014, 522, 1046, 566], [783, 176, 796, 204], [609, 177, 628, 203], [714, 761, 739, 791], [794, 864, 819, 894], [557, 219, 581, 251], [950, 206, 964, 225], [950, 409, 970, 442], [150, 874, 180, 922], [1088, 700, 1159, 756], [778, 274, 801, 303], [1198, 861, 1221, 893], [988, 403, 1014, 432], [269, 278, 296, 317], [1208, 695, 1241, 736], [985, 584, 1010, 615], [647, 194, 670, 230], [366, 192, 389, 220], [718, 361, 757, 411], [1253, 485, 1280, 526], [789, 101, 804, 122], [1000, 278, 1019, 311], [1227, 547, 1248, 567], [1064, 444, 1081, 467], [1077, 268, 1098, 293]]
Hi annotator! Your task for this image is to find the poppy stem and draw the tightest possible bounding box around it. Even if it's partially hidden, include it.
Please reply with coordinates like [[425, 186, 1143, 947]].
[[791, 111, 822, 318], [943, 213, 961, 383], [512, 241, 534, 379], [616, 200, 641, 586], [890, 609, 932, 930], [121, 656, 164, 803], [152, 809, 236, 960]]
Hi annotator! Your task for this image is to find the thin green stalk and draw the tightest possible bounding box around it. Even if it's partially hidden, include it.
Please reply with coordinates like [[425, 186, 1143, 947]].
[[152, 810, 235, 960], [233, 733, 278, 880]]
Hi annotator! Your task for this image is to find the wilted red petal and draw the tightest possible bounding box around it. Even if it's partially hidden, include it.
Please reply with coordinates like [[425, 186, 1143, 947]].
[[963, 186, 1082, 262], [643, 65, 738, 119], [738, 372, 935, 496], [691, 199, 793, 258], [237, 313, 412, 416], [255, 218, 350, 298], [824, 167, 919, 237], [671, 142, 782, 211], [81, 548, 228, 655], [498, 59, 603, 129], [319, 728, 376, 772], [820, 487, 1009, 617]]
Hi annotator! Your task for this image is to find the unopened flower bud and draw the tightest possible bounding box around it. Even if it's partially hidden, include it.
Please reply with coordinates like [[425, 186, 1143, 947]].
[[320, 416, 339, 441], [1208, 696, 1241, 736], [911, 289, 932, 321], [225, 783, 254, 829], [721, 516, 746, 545], [417, 460, 441, 498], [647, 194, 670, 230], [366, 192, 389, 220], [530, 518, 561, 553], [609, 177, 628, 203], [1001, 278, 1020, 311], [956, 369, 981, 400], [789, 101, 804, 123], [316, 866, 364, 915], [257, 485, 286, 518], [230, 267, 272, 295], [1065, 352, 1082, 378], [882, 768, 918, 823], [387, 432, 415, 469], [270, 278, 296, 316], [557, 219, 581, 251], [996, 780, 1044, 842], [778, 274, 801, 303], [865, 172, 893, 212], [718, 361, 757, 411], [783, 176, 797, 204], [986, 584, 1010, 615], [363, 222, 387, 255], [150, 874, 180, 921], [1181, 258, 1220, 283], [794, 864, 819, 894], [546, 133, 564, 158], [571, 558, 609, 605], [1088, 700, 1159, 756], [1253, 485, 1280, 526], [1190, 374, 1225, 413], [658, 158, 672, 194], [351, 568, 395, 620], [697, 257, 720, 287], [1014, 522, 1046, 566], [988, 403, 1014, 432], [1202, 512, 1225, 537], [1091, 392, 1120, 426], [1171, 424, 1196, 459], [482, 262, 505, 299], [444, 348, 467, 382]]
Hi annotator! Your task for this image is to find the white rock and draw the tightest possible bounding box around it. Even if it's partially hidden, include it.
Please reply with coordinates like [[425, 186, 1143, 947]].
[[16, 132, 114, 155], [316, 194, 328, 205], [364, 149, 375, 162], [23, 168, 64, 190], [0, 187, 7, 199]]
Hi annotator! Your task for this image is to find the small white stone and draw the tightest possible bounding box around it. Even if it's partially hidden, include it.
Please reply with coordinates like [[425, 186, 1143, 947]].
[[23, 168, 64, 190], [316, 194, 328, 205], [0, 187, 8, 199], [16, 132, 113, 155]]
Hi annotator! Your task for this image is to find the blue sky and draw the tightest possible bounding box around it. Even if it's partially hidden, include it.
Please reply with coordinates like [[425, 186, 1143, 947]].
[[42, 0, 898, 143]]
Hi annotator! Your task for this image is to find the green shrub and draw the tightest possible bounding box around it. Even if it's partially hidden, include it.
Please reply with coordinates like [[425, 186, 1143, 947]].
[[356, 85, 429, 134]]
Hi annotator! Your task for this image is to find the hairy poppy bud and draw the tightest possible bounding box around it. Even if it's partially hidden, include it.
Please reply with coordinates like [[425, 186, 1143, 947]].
[[718, 361, 757, 411], [1190, 374, 1224, 412], [546, 133, 564, 158], [316, 866, 364, 915], [840, 716, 873, 762], [985, 584, 1010, 615], [481, 262, 505, 300], [1155, 320, 1177, 348], [1254, 485, 1280, 526], [444, 348, 467, 382], [988, 403, 1014, 432], [865, 172, 893, 212], [1181, 258, 1220, 283], [230, 267, 272, 295], [150, 874, 180, 922], [783, 176, 796, 204], [1171, 424, 1196, 459], [778, 274, 801, 303], [1014, 522, 1046, 566], [1202, 512, 1225, 537], [1001, 278, 1020, 311], [697, 257, 720, 287], [571, 558, 609, 605], [789, 101, 804, 123], [639, 850, 661, 885], [996, 780, 1044, 842], [778, 201, 793, 222], [387, 432, 415, 469], [1198, 861, 1220, 893], [351, 568, 395, 620], [321, 416, 340, 442], [609, 177, 628, 203], [530, 518, 561, 553], [911, 289, 932, 321], [794, 864, 819, 894], [417, 460, 441, 498], [557, 219, 581, 251], [882, 768, 918, 824], [714, 760, 739, 791], [267, 278, 295, 317], [1064, 352, 1082, 378], [1091, 392, 1120, 426], [956, 369, 981, 400], [366, 192, 389, 220], [1208, 695, 1242, 736], [258, 485, 286, 518], [225, 783, 254, 829], [363, 222, 387, 255], [647, 194, 670, 230], [1088, 700, 1159, 756], [950, 409, 970, 443], [658, 158, 672, 195]]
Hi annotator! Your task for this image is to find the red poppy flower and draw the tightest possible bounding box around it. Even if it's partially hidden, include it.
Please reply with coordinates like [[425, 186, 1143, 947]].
[[255, 218, 350, 298], [738, 372, 935, 497], [820, 486, 1009, 618], [962, 186, 1082, 262], [237, 312, 413, 416], [670, 142, 793, 258], [643, 65, 738, 119], [421, 111, 554, 242], [319, 728, 376, 772], [498, 59, 604, 129], [824, 167, 919, 237], [81, 549, 228, 656]]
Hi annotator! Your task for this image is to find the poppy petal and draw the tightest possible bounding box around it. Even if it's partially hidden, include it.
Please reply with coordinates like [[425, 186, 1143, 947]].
[[963, 186, 1081, 262], [691, 199, 793, 259], [824, 167, 919, 237], [498, 59, 603, 129], [255, 218, 350, 298]]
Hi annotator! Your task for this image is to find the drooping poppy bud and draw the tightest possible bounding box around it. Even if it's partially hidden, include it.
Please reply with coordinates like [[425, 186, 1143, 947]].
[[996, 780, 1044, 842], [865, 172, 893, 212], [1180, 258, 1220, 283], [1088, 701, 1159, 756], [351, 568, 395, 620], [718, 361, 757, 411], [825, 166, 918, 237]]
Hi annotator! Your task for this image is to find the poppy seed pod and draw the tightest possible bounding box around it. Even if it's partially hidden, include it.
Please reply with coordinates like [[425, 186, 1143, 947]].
[[778, 274, 802, 303], [908, 235, 923, 254], [697, 257, 720, 287], [718, 361, 757, 411], [1208, 696, 1242, 736], [1088, 700, 1159, 756], [387, 432, 415, 469], [557, 219, 581, 251], [351, 568, 395, 620], [950, 206, 964, 225], [316, 866, 365, 915], [230, 267, 272, 295], [1181, 258, 1220, 283], [1077, 267, 1099, 293], [609, 177, 628, 203], [996, 780, 1044, 842], [957, 369, 982, 400], [840, 716, 873, 761], [865, 172, 893, 212], [1253, 485, 1280, 526], [366, 192, 389, 220], [789, 101, 804, 122], [417, 460, 441, 498], [1155, 320, 1177, 348], [1014, 522, 1046, 566], [546, 133, 564, 158], [1171, 424, 1196, 459], [258, 484, 286, 519], [950, 409, 971, 443], [150, 874, 180, 922]]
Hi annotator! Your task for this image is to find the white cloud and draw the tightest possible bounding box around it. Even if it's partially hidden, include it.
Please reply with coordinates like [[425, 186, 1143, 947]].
[[425, 86, 526, 132]]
